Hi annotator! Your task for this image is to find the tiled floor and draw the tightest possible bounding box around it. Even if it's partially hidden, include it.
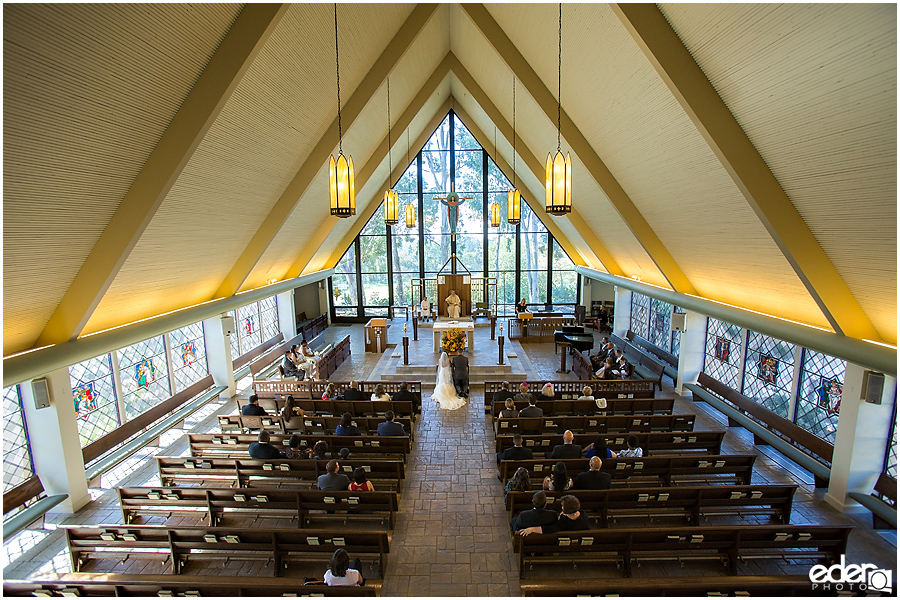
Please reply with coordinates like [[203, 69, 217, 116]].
[[3, 321, 897, 596]]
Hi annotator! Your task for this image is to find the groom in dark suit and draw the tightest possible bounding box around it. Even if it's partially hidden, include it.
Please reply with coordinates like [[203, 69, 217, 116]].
[[450, 354, 469, 398]]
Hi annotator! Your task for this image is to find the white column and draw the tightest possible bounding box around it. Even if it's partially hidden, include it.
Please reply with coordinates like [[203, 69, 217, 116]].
[[203, 315, 236, 397], [318, 281, 331, 324], [612, 287, 631, 337], [20, 368, 90, 514], [580, 278, 592, 313], [825, 363, 896, 512], [276, 290, 297, 339], [676, 310, 708, 395]]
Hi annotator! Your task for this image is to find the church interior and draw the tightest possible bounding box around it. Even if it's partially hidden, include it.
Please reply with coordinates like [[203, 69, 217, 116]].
[[3, 3, 897, 596]]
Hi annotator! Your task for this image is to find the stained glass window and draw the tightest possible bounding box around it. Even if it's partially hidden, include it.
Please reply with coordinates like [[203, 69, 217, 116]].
[[237, 302, 262, 355], [741, 331, 796, 418], [3, 386, 33, 492], [69, 354, 119, 446], [630, 293, 651, 340], [259, 296, 279, 341], [117, 336, 170, 421], [168, 322, 208, 393], [885, 408, 897, 480], [795, 350, 845, 444], [702, 318, 744, 390], [648, 298, 672, 350]]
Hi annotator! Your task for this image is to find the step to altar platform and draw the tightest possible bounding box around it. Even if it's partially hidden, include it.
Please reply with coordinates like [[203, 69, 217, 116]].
[[371, 350, 530, 386]]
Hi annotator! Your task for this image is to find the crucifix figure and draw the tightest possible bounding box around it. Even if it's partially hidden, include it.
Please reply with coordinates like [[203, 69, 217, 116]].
[[435, 183, 473, 240]]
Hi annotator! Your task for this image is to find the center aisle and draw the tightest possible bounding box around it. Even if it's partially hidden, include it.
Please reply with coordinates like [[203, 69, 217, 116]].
[[381, 388, 519, 597]]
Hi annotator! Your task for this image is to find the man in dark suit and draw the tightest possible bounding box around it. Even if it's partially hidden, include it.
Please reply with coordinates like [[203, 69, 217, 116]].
[[281, 351, 303, 379], [241, 395, 267, 416], [376, 411, 407, 436], [248, 431, 282, 459], [519, 394, 543, 418], [451, 354, 469, 397], [547, 430, 583, 459], [392, 381, 420, 413], [573, 456, 611, 490], [491, 381, 516, 415], [317, 460, 351, 490], [342, 381, 365, 402], [510, 491, 558, 532], [497, 433, 534, 466]]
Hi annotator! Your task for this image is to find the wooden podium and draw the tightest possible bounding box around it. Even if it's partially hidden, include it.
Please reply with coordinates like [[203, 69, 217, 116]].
[[364, 319, 387, 353]]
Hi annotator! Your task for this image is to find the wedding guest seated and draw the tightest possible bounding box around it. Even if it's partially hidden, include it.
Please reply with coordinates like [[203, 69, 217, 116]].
[[594, 357, 616, 380], [343, 381, 365, 401], [497, 433, 533, 467], [540, 382, 555, 399], [323, 548, 364, 586], [543, 461, 573, 491], [547, 430, 582, 460], [349, 467, 375, 492], [613, 355, 634, 379], [491, 381, 516, 414], [514, 382, 533, 404], [336, 412, 360, 436], [392, 381, 420, 412], [504, 467, 532, 506], [282, 351, 303, 379], [376, 411, 407, 436], [317, 459, 351, 490], [241, 394, 267, 416], [284, 434, 310, 459], [339, 447, 351, 460], [371, 384, 390, 402], [573, 456, 611, 490], [517, 495, 590, 535], [499, 398, 519, 419], [584, 435, 615, 459], [281, 394, 306, 419], [322, 383, 337, 401], [510, 490, 557, 532], [312, 440, 330, 460], [519, 394, 543, 418], [249, 430, 283, 459], [618, 434, 643, 458], [576, 386, 594, 402]]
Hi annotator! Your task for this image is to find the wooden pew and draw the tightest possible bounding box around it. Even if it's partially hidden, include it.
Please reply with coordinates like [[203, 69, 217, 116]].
[[155, 456, 404, 490], [4, 574, 381, 597], [64, 525, 389, 577], [849, 471, 897, 529], [213, 413, 413, 436], [513, 524, 852, 578], [495, 413, 696, 435], [490, 397, 676, 419], [506, 485, 797, 526], [189, 433, 411, 460], [485, 380, 657, 412], [495, 430, 726, 456], [499, 455, 757, 487], [253, 380, 422, 406], [241, 396, 418, 419], [521, 575, 887, 597], [118, 487, 400, 528]]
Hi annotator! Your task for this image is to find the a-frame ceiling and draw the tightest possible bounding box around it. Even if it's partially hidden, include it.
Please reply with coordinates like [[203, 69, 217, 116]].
[[4, 3, 896, 358]]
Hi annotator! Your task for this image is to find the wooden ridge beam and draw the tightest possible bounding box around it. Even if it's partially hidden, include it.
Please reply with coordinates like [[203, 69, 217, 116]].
[[462, 3, 693, 294], [35, 4, 288, 346], [611, 3, 881, 341], [214, 4, 439, 298]]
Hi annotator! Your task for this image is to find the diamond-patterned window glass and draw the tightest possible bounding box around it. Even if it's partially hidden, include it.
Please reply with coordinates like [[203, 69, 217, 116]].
[[69, 354, 119, 446], [229, 310, 242, 358], [670, 307, 684, 357], [3, 386, 34, 492], [168, 322, 208, 393], [630, 293, 650, 340], [648, 298, 672, 350], [885, 410, 897, 480], [795, 350, 845, 444], [237, 302, 262, 356], [259, 296, 279, 342], [702, 318, 743, 390], [741, 331, 795, 418], [117, 336, 171, 421]]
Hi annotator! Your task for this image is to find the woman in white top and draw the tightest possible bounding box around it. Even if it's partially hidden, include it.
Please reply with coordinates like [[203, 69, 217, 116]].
[[433, 351, 466, 410], [370, 384, 391, 402], [540, 382, 554, 398], [542, 461, 573, 491], [576, 386, 594, 402], [323, 549, 363, 586]]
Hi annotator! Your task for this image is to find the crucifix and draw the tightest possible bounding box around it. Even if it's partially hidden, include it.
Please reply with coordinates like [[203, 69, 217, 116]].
[[435, 182, 473, 241]]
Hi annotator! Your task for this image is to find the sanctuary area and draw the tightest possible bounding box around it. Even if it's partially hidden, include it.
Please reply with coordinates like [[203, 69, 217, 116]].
[[3, 3, 897, 597]]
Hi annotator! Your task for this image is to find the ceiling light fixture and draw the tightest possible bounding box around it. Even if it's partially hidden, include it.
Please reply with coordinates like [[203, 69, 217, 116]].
[[329, 3, 355, 217], [545, 3, 571, 216], [383, 77, 399, 226], [508, 74, 521, 225], [489, 201, 501, 228], [404, 129, 415, 228]]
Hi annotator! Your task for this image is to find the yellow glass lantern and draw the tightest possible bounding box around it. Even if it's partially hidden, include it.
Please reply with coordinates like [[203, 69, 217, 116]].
[[545, 150, 571, 215], [329, 152, 355, 217], [507, 189, 521, 225], [384, 189, 399, 226], [489, 202, 501, 228], [405, 203, 416, 228]]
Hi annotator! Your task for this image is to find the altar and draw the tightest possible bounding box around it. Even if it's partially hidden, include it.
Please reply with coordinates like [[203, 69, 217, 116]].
[[433, 321, 475, 352]]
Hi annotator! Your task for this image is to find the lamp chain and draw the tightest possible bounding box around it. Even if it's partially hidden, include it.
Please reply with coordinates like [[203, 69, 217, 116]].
[[334, 3, 342, 153], [387, 78, 392, 176], [512, 75, 516, 188], [557, 2, 562, 153]]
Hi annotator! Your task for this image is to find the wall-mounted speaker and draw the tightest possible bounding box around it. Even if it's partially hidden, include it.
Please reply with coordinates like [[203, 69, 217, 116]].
[[671, 312, 686, 333], [221, 315, 235, 336], [32, 377, 51, 409], [862, 371, 885, 404]]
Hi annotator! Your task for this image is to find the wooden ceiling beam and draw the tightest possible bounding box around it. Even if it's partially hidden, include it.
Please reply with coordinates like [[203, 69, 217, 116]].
[[34, 4, 288, 347], [611, 3, 881, 341], [214, 4, 439, 298]]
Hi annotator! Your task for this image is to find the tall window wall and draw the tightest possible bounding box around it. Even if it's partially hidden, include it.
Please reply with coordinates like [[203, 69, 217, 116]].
[[330, 111, 579, 319], [229, 296, 280, 358], [629, 293, 682, 357], [3, 385, 33, 492]]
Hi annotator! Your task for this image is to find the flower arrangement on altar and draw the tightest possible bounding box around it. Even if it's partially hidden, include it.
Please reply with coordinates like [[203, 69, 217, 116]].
[[441, 328, 466, 354]]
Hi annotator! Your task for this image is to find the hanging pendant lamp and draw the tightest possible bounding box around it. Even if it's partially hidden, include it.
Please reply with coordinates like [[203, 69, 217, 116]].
[[404, 129, 415, 228], [383, 77, 399, 225], [508, 74, 521, 225], [545, 3, 571, 216], [329, 3, 355, 217], [489, 201, 501, 228]]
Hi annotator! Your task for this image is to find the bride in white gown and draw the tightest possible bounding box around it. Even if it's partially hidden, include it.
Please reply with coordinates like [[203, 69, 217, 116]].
[[433, 351, 466, 410]]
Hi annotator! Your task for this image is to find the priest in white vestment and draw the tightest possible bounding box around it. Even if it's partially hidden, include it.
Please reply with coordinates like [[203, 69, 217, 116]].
[[446, 289, 462, 319], [420, 296, 432, 321]]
